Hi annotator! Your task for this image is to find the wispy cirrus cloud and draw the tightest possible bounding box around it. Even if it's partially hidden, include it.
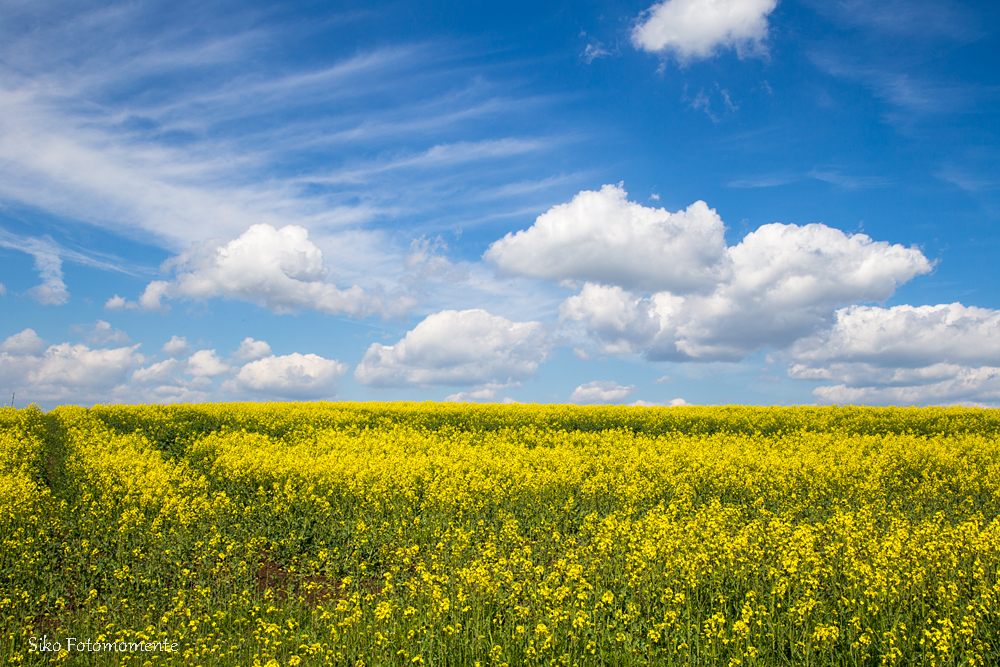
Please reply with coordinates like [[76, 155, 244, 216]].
[[582, 42, 612, 64], [811, 52, 982, 118], [0, 2, 573, 303], [0, 229, 146, 275], [805, 0, 997, 135], [302, 138, 548, 186], [727, 174, 799, 189], [0, 233, 68, 305], [801, 0, 984, 42], [728, 167, 892, 190]]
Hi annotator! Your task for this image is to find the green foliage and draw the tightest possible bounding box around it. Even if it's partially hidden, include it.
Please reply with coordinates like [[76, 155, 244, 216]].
[[2, 403, 999, 666]]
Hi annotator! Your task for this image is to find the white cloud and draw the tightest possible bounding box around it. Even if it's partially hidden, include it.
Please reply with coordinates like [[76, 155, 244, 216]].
[[485, 184, 730, 294], [790, 361, 974, 386], [0, 11, 587, 335], [355, 309, 552, 388], [443, 383, 513, 402], [790, 303, 1000, 367], [129, 224, 409, 318], [104, 295, 127, 310], [115, 381, 214, 406], [30, 344, 145, 391], [0, 340, 145, 403], [549, 187, 932, 361], [632, 0, 778, 62], [322, 139, 545, 184], [137, 281, 171, 313], [227, 353, 348, 399], [161, 336, 190, 357], [810, 367, 1000, 407], [10, 236, 69, 305], [0, 41, 418, 249], [561, 283, 670, 357], [118, 357, 215, 404], [231, 337, 273, 363], [404, 236, 446, 271], [583, 42, 612, 64], [185, 350, 230, 377], [0, 283, 6, 296], [0, 8, 569, 316], [132, 359, 182, 385], [73, 320, 131, 346], [27, 282, 69, 306], [632, 397, 690, 406], [0, 231, 138, 306], [787, 303, 1000, 406], [0, 328, 346, 406], [1, 329, 47, 356], [570, 380, 637, 404], [403, 236, 468, 284]]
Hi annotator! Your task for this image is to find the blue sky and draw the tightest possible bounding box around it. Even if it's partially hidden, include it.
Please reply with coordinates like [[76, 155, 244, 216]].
[[1, 0, 998, 409]]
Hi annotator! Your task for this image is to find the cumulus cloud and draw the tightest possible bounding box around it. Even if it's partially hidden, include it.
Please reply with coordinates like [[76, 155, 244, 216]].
[[810, 368, 1000, 407], [485, 184, 730, 294], [161, 336, 190, 357], [787, 303, 1000, 406], [185, 350, 230, 377], [104, 295, 128, 310], [73, 320, 131, 346], [570, 380, 637, 404], [790, 303, 1000, 367], [542, 187, 932, 361], [632, 0, 779, 62], [131, 358, 182, 385], [27, 344, 145, 392], [355, 309, 552, 388], [122, 357, 215, 405], [444, 383, 514, 402], [632, 398, 690, 406], [135, 343, 348, 404], [0, 338, 145, 403], [107, 291, 162, 313], [227, 353, 348, 399], [231, 337, 273, 362], [137, 281, 171, 313], [129, 224, 411, 318], [0, 328, 346, 406], [1, 329, 47, 356]]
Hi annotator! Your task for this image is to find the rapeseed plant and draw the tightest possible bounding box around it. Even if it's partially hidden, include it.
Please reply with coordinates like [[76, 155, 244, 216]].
[[0, 403, 998, 665]]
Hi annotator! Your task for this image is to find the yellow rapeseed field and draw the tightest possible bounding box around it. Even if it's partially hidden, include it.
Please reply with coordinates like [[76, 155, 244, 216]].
[[1, 402, 999, 666]]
